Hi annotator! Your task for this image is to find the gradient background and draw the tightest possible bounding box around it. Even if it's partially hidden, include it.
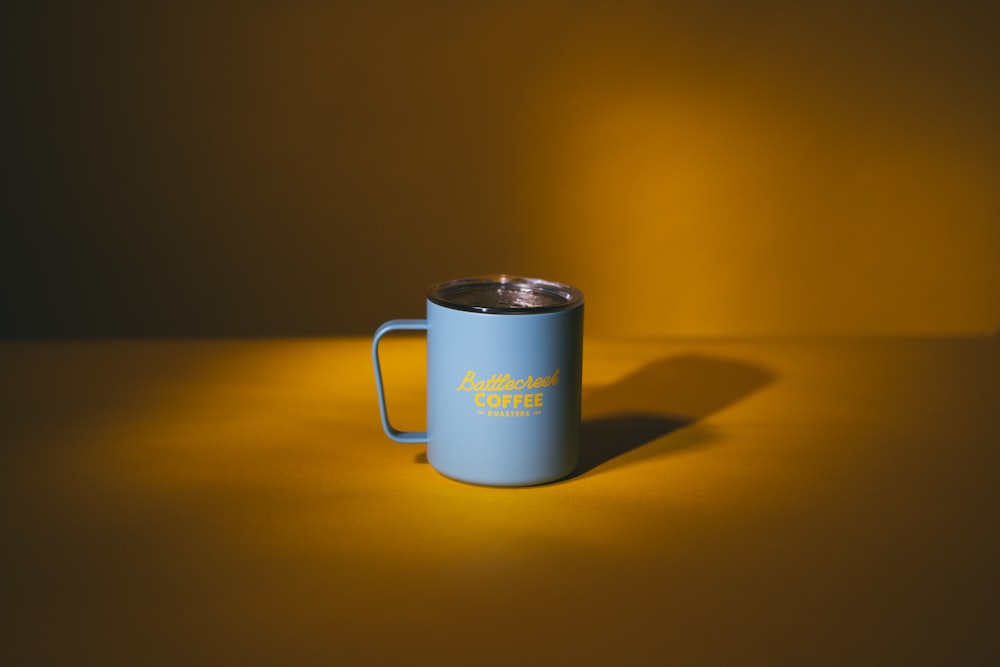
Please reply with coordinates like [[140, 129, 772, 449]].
[[2, 0, 998, 339]]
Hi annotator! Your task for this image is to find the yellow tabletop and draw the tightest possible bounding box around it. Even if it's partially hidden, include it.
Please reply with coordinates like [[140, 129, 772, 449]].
[[2, 337, 998, 665]]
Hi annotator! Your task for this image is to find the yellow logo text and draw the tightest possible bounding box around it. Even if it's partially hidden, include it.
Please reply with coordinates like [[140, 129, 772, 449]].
[[456, 369, 559, 392]]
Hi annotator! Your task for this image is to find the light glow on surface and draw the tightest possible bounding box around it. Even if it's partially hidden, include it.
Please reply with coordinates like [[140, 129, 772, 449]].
[[3, 337, 999, 664], [517, 50, 1000, 336]]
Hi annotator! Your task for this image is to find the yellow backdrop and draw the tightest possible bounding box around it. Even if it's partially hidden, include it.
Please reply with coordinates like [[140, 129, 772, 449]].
[[2, 1, 997, 337]]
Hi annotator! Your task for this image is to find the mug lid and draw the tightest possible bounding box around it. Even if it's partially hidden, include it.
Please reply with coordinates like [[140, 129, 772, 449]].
[[427, 274, 584, 314]]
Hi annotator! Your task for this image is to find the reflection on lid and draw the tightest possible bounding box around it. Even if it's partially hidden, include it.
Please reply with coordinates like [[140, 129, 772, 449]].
[[428, 275, 583, 314], [443, 285, 567, 310]]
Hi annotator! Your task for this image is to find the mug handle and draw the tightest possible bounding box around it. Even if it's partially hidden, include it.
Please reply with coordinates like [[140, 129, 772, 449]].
[[372, 319, 429, 443]]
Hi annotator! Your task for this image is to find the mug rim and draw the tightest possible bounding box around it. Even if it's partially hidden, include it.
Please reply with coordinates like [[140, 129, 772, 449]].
[[427, 274, 584, 315]]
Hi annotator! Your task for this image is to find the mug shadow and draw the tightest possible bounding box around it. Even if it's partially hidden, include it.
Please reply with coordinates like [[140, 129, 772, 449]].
[[564, 353, 775, 481]]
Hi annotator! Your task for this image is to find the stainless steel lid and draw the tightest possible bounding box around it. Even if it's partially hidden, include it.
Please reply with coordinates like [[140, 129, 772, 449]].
[[427, 275, 584, 314]]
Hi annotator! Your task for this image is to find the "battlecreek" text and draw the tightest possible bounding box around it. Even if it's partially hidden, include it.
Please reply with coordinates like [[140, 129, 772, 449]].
[[456, 369, 560, 410]]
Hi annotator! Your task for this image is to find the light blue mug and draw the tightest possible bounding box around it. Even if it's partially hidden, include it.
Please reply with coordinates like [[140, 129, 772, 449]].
[[373, 275, 584, 486]]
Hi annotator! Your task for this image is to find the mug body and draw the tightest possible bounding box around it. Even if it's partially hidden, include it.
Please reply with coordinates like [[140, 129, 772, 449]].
[[425, 278, 584, 486]]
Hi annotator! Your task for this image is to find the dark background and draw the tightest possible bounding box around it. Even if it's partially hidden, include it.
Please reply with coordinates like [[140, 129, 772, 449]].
[[3, 1, 999, 338]]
